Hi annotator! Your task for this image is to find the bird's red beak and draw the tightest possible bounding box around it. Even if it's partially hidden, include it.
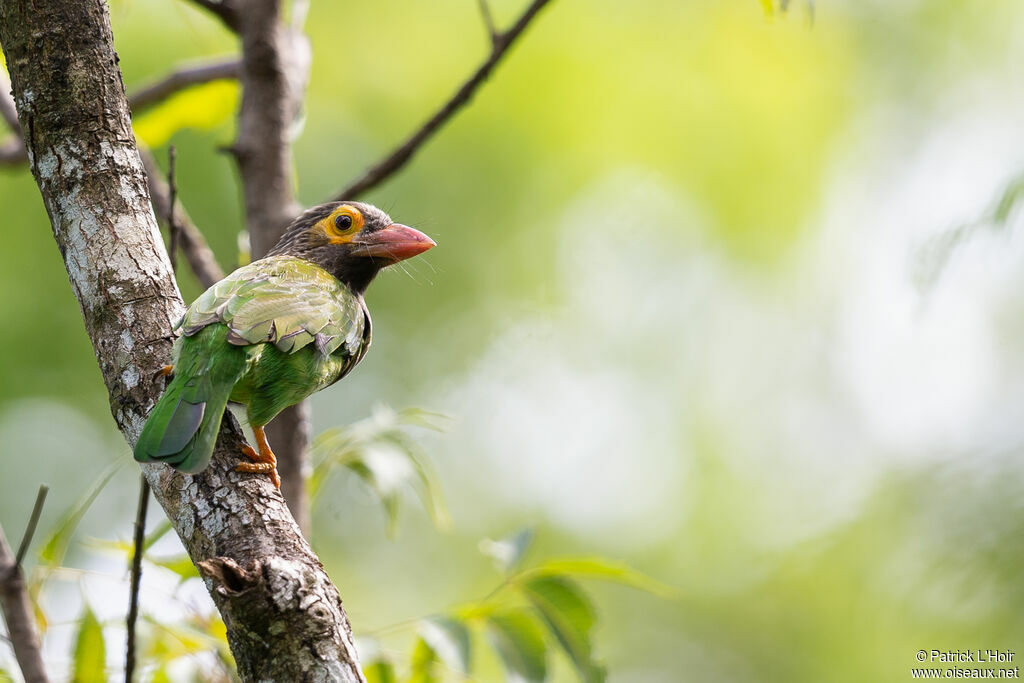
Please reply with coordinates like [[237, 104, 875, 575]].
[[352, 223, 435, 263]]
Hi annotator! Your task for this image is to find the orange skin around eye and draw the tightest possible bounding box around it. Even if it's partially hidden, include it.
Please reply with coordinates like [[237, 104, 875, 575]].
[[322, 205, 365, 244]]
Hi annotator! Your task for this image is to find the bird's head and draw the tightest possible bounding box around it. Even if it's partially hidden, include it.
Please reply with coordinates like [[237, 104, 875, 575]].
[[268, 201, 435, 294]]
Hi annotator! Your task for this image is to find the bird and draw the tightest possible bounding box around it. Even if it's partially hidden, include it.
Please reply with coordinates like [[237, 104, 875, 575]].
[[133, 201, 434, 488]]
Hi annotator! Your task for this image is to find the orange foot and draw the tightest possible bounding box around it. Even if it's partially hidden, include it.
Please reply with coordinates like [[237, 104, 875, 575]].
[[235, 425, 281, 489], [155, 364, 174, 379]]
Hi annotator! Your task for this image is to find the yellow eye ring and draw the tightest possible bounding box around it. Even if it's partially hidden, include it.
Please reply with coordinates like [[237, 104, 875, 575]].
[[324, 205, 364, 240]]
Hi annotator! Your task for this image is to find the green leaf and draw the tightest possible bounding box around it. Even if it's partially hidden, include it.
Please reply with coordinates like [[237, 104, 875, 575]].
[[143, 519, 174, 552], [485, 609, 548, 683], [521, 557, 678, 599], [311, 405, 449, 534], [993, 174, 1024, 226], [133, 80, 239, 148], [0, 667, 14, 683], [480, 528, 535, 574], [71, 606, 105, 683], [365, 658, 397, 683], [150, 553, 199, 583], [418, 617, 471, 674], [522, 576, 605, 683], [40, 462, 121, 566], [144, 615, 228, 661], [407, 637, 439, 683]]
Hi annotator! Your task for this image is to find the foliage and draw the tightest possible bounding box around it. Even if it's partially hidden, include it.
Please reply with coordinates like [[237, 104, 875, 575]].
[[311, 404, 450, 535], [133, 80, 239, 149], [359, 529, 671, 683], [71, 606, 105, 683]]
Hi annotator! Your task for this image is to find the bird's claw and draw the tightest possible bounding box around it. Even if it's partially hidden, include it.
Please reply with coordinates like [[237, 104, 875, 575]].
[[235, 460, 282, 489], [153, 364, 175, 381], [236, 431, 281, 489]]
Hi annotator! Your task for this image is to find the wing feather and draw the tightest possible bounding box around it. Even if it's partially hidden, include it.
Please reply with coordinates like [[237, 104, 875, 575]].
[[179, 256, 365, 357]]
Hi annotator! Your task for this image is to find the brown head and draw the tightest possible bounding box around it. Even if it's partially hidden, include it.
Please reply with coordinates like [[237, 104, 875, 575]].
[[268, 201, 435, 294]]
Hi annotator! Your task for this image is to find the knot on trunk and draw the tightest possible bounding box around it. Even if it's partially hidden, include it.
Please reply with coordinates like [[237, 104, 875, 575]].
[[197, 556, 262, 596]]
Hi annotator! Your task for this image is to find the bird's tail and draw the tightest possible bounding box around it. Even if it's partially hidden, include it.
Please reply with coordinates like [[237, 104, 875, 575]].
[[134, 331, 247, 474]]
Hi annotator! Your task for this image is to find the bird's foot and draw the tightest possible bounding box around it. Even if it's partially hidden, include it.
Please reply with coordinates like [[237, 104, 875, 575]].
[[235, 428, 281, 489], [154, 364, 174, 380]]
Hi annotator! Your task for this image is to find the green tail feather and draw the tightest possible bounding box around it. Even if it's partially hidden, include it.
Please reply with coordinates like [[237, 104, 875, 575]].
[[134, 328, 247, 474]]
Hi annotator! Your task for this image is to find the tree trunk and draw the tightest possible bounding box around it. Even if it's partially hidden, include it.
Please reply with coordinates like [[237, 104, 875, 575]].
[[232, 0, 314, 534], [0, 1, 362, 679]]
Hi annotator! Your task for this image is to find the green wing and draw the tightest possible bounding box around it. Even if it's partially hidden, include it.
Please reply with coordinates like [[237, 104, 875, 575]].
[[179, 255, 367, 356]]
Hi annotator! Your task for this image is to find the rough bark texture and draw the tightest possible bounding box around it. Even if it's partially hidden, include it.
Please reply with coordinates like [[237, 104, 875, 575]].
[[0, 1, 362, 680], [231, 0, 314, 533]]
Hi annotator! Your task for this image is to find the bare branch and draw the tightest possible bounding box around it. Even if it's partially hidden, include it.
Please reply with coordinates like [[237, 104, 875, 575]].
[[129, 58, 240, 113], [185, 0, 240, 32], [230, 1, 313, 531], [477, 0, 499, 45], [0, 493, 50, 683], [13, 486, 48, 568], [334, 0, 554, 200], [166, 146, 182, 273], [125, 477, 150, 683], [140, 147, 225, 288]]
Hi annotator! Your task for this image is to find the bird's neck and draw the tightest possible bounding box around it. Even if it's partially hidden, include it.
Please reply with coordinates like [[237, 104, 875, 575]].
[[328, 256, 381, 296]]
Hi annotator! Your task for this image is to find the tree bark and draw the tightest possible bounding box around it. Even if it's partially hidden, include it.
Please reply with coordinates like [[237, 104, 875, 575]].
[[231, 0, 314, 533], [0, 1, 362, 679]]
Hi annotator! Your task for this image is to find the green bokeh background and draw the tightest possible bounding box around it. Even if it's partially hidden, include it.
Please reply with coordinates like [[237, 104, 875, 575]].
[[3, 0, 1024, 680]]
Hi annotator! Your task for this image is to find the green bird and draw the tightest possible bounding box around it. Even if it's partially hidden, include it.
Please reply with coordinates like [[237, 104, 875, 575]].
[[134, 201, 434, 487]]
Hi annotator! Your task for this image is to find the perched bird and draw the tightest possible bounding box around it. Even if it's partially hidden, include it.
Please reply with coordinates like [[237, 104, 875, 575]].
[[134, 201, 434, 487]]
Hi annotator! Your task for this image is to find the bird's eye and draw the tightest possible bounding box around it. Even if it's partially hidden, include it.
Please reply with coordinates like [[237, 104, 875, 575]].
[[335, 214, 353, 231]]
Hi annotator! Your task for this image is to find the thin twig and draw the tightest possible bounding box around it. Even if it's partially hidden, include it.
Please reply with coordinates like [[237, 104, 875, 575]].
[[140, 147, 225, 288], [14, 486, 48, 568], [477, 0, 499, 45], [333, 0, 554, 200], [0, 494, 50, 683], [166, 146, 181, 273], [126, 143, 186, 679], [129, 58, 240, 113], [125, 476, 150, 683]]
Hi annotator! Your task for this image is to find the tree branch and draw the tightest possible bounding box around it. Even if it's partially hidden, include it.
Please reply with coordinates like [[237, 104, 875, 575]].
[[124, 476, 149, 683], [477, 0, 499, 46], [13, 487, 48, 569], [230, 0, 313, 532], [334, 0, 554, 200], [140, 147, 225, 289], [0, 487, 50, 683], [0, 1, 362, 679], [129, 58, 240, 113]]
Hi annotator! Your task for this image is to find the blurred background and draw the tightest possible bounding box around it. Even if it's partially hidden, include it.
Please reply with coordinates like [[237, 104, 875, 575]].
[[3, 0, 1024, 680]]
